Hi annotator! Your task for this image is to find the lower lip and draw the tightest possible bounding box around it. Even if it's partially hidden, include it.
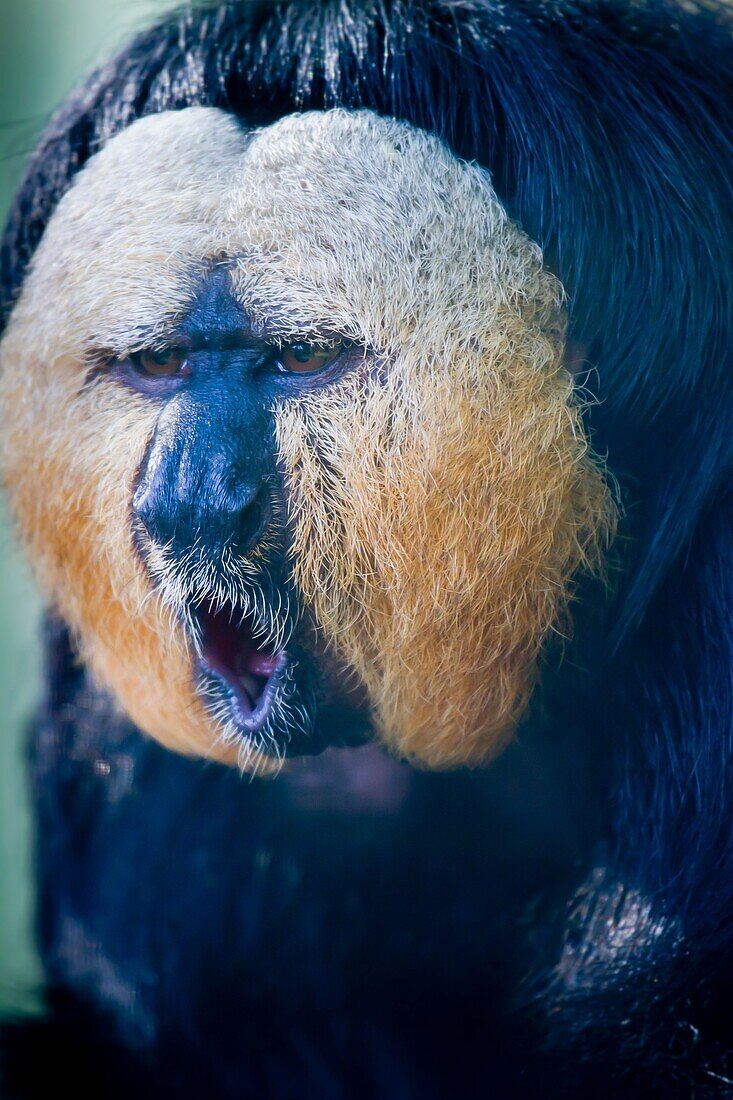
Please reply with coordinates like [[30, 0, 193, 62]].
[[200, 654, 287, 736]]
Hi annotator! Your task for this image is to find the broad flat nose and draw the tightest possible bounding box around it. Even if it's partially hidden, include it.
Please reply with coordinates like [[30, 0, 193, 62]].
[[132, 474, 271, 556], [132, 383, 275, 558]]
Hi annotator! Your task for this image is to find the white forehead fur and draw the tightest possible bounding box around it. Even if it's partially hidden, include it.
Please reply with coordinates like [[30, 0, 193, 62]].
[[10, 105, 560, 362]]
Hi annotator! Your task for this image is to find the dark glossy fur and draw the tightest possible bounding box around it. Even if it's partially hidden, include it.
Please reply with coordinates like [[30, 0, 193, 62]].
[[2, 1, 733, 1095]]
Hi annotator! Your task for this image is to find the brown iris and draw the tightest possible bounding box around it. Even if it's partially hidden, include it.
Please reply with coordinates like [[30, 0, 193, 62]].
[[275, 340, 346, 374], [133, 348, 188, 377]]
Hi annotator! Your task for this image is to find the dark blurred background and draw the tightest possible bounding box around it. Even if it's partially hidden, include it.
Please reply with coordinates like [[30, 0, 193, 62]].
[[0, 0, 174, 1017]]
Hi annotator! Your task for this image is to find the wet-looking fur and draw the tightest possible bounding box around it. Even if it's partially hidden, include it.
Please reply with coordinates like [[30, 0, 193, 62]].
[[0, 107, 613, 769]]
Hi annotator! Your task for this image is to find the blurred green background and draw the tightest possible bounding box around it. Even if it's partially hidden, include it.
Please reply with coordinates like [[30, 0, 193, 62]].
[[0, 0, 175, 1015]]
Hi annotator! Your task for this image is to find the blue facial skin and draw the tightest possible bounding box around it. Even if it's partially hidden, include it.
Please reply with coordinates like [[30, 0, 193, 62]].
[[119, 264, 369, 757], [129, 268, 281, 560]]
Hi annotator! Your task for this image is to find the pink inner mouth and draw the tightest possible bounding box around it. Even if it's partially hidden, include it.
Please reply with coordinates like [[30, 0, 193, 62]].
[[196, 600, 285, 726]]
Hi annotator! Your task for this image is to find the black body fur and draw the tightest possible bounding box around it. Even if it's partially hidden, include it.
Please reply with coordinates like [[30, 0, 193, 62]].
[[2, 1, 733, 1095]]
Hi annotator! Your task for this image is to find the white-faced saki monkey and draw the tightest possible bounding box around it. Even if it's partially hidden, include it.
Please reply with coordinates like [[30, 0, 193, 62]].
[[0, 1, 731, 1095]]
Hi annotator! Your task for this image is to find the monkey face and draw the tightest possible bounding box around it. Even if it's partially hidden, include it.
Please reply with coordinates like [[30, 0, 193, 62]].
[[0, 108, 615, 771]]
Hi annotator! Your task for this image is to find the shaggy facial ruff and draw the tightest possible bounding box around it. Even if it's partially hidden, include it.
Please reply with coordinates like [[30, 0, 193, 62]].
[[0, 106, 616, 769]]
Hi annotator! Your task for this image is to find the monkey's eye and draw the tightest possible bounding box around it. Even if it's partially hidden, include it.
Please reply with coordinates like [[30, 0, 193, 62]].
[[130, 348, 188, 378], [274, 340, 348, 374]]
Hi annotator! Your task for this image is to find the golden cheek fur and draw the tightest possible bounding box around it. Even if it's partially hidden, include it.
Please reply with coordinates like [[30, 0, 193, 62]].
[[0, 106, 616, 770], [277, 366, 611, 769]]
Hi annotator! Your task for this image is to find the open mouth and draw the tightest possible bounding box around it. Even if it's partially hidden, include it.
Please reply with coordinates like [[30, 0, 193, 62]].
[[193, 599, 287, 735]]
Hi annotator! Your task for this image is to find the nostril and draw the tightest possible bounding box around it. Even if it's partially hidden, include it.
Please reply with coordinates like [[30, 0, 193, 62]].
[[233, 485, 271, 553], [132, 481, 158, 539]]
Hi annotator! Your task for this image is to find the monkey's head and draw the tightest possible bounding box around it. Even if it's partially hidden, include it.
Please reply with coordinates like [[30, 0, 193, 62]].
[[0, 105, 615, 771]]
